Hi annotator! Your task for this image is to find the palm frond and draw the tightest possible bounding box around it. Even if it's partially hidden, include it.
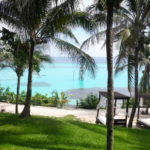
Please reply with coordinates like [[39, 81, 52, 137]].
[[33, 51, 53, 63], [140, 70, 149, 93], [126, 0, 137, 15], [51, 37, 97, 77], [81, 30, 106, 50], [127, 54, 135, 96]]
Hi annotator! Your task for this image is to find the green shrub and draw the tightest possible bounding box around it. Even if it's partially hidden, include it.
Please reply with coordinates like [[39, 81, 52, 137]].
[[0, 85, 69, 108], [78, 93, 99, 109], [0, 85, 16, 103], [122, 98, 134, 108]]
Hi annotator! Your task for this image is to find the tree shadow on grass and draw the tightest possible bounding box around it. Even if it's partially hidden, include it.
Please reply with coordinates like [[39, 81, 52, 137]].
[[114, 127, 150, 150], [68, 119, 107, 135], [0, 113, 104, 150]]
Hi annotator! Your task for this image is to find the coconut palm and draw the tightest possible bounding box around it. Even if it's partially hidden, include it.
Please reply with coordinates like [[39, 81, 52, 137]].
[[80, 0, 123, 149], [82, 0, 150, 127], [52, 91, 70, 108], [0, 28, 29, 114], [139, 44, 150, 114], [0, 28, 52, 114], [114, 0, 150, 127], [0, 0, 96, 117]]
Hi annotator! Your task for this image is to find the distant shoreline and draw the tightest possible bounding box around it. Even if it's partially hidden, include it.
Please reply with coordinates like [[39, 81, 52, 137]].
[[65, 87, 131, 99], [52, 57, 108, 63]]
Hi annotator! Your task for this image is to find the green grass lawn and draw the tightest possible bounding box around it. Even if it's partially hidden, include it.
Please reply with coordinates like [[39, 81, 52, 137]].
[[0, 113, 150, 150]]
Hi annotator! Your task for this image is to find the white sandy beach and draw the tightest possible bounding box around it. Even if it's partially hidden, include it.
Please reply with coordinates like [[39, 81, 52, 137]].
[[0, 102, 98, 123], [0, 102, 138, 126]]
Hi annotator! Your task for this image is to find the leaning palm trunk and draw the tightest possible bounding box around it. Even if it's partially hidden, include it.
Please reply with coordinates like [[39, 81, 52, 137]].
[[106, 1, 114, 150], [20, 38, 35, 118], [128, 48, 139, 127], [16, 74, 21, 114]]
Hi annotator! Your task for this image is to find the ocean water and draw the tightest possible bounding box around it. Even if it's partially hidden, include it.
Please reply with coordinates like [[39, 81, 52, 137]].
[[0, 57, 142, 104]]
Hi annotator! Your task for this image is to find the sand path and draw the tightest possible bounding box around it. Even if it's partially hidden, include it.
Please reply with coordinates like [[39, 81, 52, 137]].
[[0, 102, 138, 126], [0, 102, 98, 123]]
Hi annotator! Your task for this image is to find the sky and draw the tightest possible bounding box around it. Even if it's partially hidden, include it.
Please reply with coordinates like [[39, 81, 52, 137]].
[[44, 0, 120, 57], [0, 0, 120, 58]]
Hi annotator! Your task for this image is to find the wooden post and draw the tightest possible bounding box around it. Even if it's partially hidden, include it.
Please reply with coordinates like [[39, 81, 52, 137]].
[[99, 92, 101, 101], [122, 100, 124, 108], [96, 92, 101, 124], [137, 97, 141, 120], [96, 109, 100, 124], [114, 99, 117, 116], [126, 99, 129, 127], [76, 100, 78, 109]]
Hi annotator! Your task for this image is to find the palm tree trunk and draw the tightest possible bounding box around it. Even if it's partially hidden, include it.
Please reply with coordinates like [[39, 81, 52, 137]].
[[106, 1, 114, 150], [128, 48, 139, 128], [16, 74, 21, 114], [20, 38, 34, 118]]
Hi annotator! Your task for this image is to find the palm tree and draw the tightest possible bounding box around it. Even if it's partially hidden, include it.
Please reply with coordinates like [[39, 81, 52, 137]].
[[52, 91, 70, 108], [139, 44, 150, 114], [105, 1, 115, 149], [114, 0, 150, 127], [0, 28, 52, 114], [0, 0, 97, 118], [80, 0, 123, 149], [82, 0, 150, 126], [0, 28, 29, 114]]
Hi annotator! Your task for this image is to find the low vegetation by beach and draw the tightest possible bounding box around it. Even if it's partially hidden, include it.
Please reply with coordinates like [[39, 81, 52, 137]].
[[0, 85, 70, 108], [0, 113, 150, 150]]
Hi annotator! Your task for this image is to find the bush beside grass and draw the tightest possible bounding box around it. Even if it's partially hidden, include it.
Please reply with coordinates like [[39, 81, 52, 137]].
[[0, 113, 150, 150], [78, 93, 99, 109], [0, 85, 69, 108]]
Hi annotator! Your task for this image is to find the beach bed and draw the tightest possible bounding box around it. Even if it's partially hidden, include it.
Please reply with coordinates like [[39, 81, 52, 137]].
[[137, 118, 150, 129], [137, 93, 150, 129], [96, 91, 130, 127], [98, 115, 127, 126]]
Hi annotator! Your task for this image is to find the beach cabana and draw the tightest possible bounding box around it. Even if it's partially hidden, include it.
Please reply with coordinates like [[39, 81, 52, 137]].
[[137, 93, 150, 129], [96, 91, 130, 127]]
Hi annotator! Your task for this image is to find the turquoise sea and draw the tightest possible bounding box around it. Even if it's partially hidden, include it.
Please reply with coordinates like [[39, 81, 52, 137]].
[[0, 57, 142, 99]]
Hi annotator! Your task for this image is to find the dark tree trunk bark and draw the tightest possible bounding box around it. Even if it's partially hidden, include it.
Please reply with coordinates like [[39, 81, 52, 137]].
[[128, 48, 139, 128], [20, 38, 34, 118], [106, 1, 114, 150], [16, 74, 21, 114]]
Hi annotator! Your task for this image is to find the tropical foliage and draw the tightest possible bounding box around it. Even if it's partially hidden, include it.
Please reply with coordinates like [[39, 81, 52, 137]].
[[1, 0, 150, 150], [114, 0, 150, 127], [52, 91, 70, 108], [0, 28, 52, 113], [80, 0, 124, 149], [0, 85, 70, 108], [0, 0, 97, 118], [78, 93, 99, 109]]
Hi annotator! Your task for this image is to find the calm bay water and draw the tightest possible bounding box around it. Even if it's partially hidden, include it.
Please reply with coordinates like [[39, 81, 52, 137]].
[[0, 57, 141, 98]]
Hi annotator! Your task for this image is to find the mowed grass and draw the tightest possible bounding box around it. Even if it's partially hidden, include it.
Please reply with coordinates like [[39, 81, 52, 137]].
[[0, 113, 150, 150]]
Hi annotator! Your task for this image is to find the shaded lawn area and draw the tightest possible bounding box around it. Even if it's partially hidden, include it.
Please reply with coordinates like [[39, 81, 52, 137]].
[[0, 113, 150, 150]]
